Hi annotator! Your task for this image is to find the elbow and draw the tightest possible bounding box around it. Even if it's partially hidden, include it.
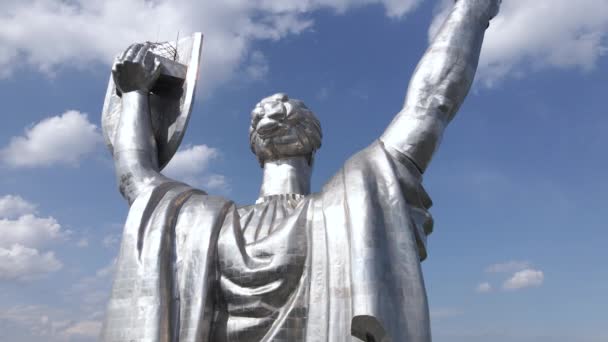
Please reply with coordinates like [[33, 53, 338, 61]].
[[405, 91, 454, 123], [117, 171, 141, 205], [116, 169, 159, 205], [429, 93, 455, 121], [420, 70, 474, 122]]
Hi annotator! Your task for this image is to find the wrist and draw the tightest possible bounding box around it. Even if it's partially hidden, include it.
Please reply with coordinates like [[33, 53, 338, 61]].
[[121, 89, 149, 98], [454, 0, 494, 26]]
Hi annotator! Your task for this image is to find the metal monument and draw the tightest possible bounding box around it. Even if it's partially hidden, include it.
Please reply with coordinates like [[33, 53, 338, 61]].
[[101, 1, 501, 341]]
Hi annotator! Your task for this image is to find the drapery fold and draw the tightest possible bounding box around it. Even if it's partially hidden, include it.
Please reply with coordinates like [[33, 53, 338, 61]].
[[102, 140, 433, 342]]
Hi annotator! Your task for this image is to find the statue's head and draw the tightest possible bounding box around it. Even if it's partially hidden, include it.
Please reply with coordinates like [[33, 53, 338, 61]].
[[249, 93, 322, 167]]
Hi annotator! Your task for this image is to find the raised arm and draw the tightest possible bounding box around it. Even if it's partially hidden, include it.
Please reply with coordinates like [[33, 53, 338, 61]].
[[381, 0, 500, 173], [110, 43, 170, 204]]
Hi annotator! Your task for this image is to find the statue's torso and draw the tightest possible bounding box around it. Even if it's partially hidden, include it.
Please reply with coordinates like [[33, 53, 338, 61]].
[[215, 194, 312, 341], [103, 141, 434, 342], [212, 142, 435, 342]]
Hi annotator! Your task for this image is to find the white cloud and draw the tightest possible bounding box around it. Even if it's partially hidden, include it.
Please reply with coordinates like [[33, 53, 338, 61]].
[[481, 262, 544, 292], [0, 214, 63, 249], [67, 259, 116, 320], [163, 144, 218, 176], [480, 0, 608, 85], [0, 195, 37, 219], [1, 111, 102, 168], [476, 282, 492, 293], [0, 195, 67, 281], [101, 234, 120, 249], [503, 268, 544, 290], [485, 260, 532, 274], [0, 244, 62, 281], [0, 305, 64, 337], [0, 305, 101, 341], [429, 0, 608, 86], [0, 261, 114, 338], [0, 0, 421, 90], [163, 144, 228, 190], [379, 0, 421, 18], [205, 174, 229, 190], [246, 51, 270, 81], [60, 320, 102, 339]]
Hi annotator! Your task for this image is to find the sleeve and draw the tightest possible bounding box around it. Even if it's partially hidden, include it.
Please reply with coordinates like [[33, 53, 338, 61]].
[[319, 140, 433, 342], [323, 140, 433, 260], [380, 105, 448, 173], [101, 182, 233, 342]]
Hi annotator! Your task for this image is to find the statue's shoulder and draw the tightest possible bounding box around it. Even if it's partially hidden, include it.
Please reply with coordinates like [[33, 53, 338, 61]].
[[319, 140, 386, 193], [132, 181, 235, 217]]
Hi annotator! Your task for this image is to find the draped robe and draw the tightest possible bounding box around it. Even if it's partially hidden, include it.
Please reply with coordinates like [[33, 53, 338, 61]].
[[101, 140, 434, 342]]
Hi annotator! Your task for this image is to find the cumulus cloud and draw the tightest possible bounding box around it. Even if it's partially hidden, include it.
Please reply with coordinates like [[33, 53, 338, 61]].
[[0, 215, 63, 249], [485, 260, 532, 274], [0, 305, 65, 337], [0, 195, 66, 281], [476, 282, 492, 293], [480, 0, 608, 85], [0, 194, 37, 219], [1, 111, 102, 168], [0, 305, 102, 341], [503, 269, 544, 290], [163, 144, 228, 190], [0, 245, 62, 281], [163, 144, 218, 176], [0, 261, 111, 339], [60, 320, 102, 339], [478, 261, 545, 293], [480, 261, 544, 292], [0, 0, 421, 90], [0, 195, 64, 249], [429, 0, 608, 86]]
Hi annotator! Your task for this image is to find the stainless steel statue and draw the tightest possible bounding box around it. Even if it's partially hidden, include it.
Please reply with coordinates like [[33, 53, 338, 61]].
[[101, 1, 501, 341]]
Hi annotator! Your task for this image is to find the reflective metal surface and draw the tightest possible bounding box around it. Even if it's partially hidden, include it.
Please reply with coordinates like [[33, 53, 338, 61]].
[[102, 33, 203, 170], [101, 1, 500, 341]]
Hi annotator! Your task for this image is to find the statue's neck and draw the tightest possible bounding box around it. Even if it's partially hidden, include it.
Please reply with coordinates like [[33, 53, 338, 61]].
[[259, 156, 312, 199]]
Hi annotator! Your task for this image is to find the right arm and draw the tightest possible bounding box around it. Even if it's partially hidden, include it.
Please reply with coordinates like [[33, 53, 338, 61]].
[[110, 44, 169, 205], [381, 0, 500, 173]]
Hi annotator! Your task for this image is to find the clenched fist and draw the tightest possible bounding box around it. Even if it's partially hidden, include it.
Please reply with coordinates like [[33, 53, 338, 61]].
[[112, 43, 161, 95]]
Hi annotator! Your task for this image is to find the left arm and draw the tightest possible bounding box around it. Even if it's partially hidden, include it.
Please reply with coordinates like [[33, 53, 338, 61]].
[[381, 0, 500, 173], [109, 43, 168, 205]]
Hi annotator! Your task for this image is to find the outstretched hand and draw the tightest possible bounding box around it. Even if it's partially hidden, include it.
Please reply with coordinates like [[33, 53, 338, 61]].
[[112, 43, 161, 95]]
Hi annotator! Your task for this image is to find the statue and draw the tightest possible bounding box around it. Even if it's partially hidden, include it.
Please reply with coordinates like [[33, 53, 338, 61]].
[[101, 1, 501, 341]]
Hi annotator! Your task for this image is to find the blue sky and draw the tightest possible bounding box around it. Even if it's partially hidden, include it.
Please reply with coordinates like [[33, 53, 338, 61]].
[[0, 0, 607, 341]]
